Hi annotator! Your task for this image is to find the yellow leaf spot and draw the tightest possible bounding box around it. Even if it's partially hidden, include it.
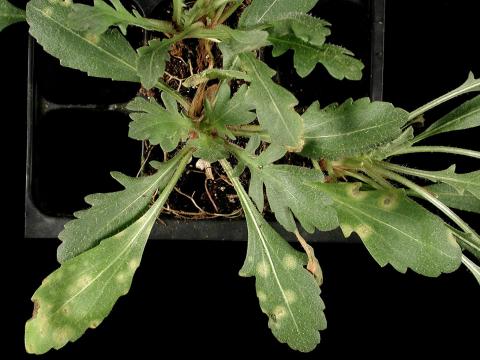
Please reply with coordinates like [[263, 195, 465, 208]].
[[129, 258, 141, 271], [256, 261, 270, 278], [42, 7, 53, 17], [284, 289, 297, 304], [346, 183, 368, 200], [53, 326, 73, 346], [90, 319, 102, 329], [283, 255, 297, 270], [355, 224, 373, 239], [257, 291, 267, 302], [85, 33, 100, 45]]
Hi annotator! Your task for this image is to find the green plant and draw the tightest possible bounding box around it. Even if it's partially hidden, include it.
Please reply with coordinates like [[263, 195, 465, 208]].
[[4, 0, 479, 354]]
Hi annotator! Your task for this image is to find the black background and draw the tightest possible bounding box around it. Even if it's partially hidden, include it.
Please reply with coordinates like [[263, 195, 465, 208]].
[[4, 0, 480, 358]]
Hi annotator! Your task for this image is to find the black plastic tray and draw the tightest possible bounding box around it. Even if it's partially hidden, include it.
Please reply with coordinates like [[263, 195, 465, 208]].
[[24, 0, 385, 240]]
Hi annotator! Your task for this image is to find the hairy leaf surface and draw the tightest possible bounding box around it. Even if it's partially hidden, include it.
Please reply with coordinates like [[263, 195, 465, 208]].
[[27, 0, 138, 81], [0, 0, 25, 31], [128, 93, 191, 152], [240, 53, 304, 150], [223, 160, 327, 352], [58, 157, 182, 262], [302, 99, 409, 159], [314, 183, 462, 276]]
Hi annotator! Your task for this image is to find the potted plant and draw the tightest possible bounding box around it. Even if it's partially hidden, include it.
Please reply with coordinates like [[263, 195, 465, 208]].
[[3, 0, 478, 354]]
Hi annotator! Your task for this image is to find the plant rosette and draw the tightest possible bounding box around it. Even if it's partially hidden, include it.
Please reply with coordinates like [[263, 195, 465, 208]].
[[3, 0, 479, 354]]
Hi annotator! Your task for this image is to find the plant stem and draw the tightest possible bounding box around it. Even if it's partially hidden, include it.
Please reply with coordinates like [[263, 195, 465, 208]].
[[228, 125, 271, 141], [218, 0, 244, 24], [173, 0, 184, 27], [372, 163, 477, 235], [155, 80, 191, 110], [343, 170, 382, 190], [390, 145, 480, 159], [374, 161, 453, 185]]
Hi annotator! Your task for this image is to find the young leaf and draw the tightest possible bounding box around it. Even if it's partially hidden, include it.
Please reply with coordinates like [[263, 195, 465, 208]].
[[26, 0, 138, 82], [221, 160, 327, 353], [25, 199, 162, 354], [424, 183, 480, 214], [238, 0, 318, 28], [127, 93, 191, 152], [301, 98, 409, 159], [205, 82, 256, 132], [57, 156, 182, 263], [190, 132, 229, 163], [68, 0, 174, 35], [0, 0, 25, 31], [314, 183, 462, 276], [218, 27, 269, 68], [268, 13, 331, 48], [136, 38, 172, 90], [239, 53, 304, 151], [415, 95, 480, 142], [462, 255, 480, 285]]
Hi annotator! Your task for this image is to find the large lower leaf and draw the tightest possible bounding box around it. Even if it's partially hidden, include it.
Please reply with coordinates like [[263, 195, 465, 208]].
[[57, 156, 182, 263], [301, 98, 409, 159], [314, 183, 462, 276], [26, 0, 138, 82], [417, 95, 480, 141], [222, 160, 326, 353], [127, 93, 192, 152], [239, 0, 318, 28], [239, 53, 304, 151], [25, 151, 192, 354], [0, 0, 25, 31], [26, 199, 162, 354]]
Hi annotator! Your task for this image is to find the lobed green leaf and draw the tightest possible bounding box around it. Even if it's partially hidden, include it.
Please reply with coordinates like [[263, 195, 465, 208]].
[[57, 157, 182, 262], [314, 182, 462, 276], [301, 98, 409, 159], [26, 198, 163, 354], [239, 52, 304, 151], [127, 93, 192, 152], [223, 160, 327, 353], [27, 0, 138, 82]]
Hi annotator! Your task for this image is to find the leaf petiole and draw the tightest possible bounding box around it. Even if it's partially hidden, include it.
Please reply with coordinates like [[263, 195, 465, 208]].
[[390, 145, 480, 159], [408, 72, 480, 121]]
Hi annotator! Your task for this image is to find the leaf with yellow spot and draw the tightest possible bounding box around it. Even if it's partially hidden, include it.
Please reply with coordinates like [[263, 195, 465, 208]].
[[221, 160, 326, 353], [27, 0, 139, 82], [313, 182, 462, 276], [25, 200, 161, 354], [25, 151, 192, 354]]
